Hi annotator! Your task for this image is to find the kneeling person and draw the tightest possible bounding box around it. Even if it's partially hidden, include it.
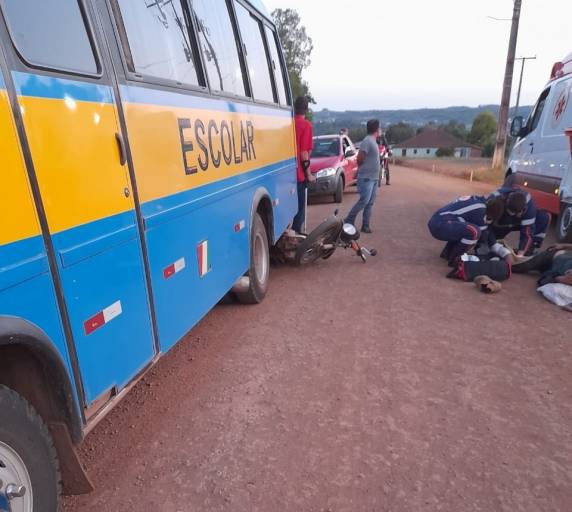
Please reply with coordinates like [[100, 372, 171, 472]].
[[428, 195, 506, 265], [489, 187, 551, 256]]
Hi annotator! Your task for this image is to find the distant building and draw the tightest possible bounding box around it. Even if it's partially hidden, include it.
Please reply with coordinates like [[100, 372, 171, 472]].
[[393, 130, 482, 159]]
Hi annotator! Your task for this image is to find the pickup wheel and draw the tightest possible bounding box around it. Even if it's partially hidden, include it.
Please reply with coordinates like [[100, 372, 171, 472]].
[[333, 177, 344, 203], [557, 202, 572, 243], [0, 385, 60, 512], [236, 213, 270, 304]]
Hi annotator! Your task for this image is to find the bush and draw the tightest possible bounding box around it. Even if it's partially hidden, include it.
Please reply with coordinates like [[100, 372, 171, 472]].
[[436, 147, 454, 157]]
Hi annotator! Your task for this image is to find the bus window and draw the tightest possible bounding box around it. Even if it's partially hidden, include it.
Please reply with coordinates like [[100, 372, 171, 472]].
[[114, 0, 201, 87], [0, 0, 98, 74], [192, 0, 246, 96], [264, 26, 289, 106], [234, 2, 274, 103]]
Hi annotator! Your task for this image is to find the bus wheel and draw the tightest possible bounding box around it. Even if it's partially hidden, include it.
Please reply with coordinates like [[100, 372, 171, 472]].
[[557, 202, 572, 243], [0, 385, 60, 512], [236, 213, 270, 304]]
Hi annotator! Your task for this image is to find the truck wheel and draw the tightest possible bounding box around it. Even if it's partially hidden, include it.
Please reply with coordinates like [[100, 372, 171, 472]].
[[0, 385, 60, 512], [557, 202, 572, 243], [236, 213, 270, 304], [333, 178, 344, 203]]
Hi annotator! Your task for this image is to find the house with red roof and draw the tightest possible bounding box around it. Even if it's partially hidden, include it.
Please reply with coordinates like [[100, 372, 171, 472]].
[[393, 130, 483, 159]]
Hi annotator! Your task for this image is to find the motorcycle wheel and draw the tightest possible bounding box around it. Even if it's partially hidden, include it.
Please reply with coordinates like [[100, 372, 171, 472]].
[[295, 216, 342, 266]]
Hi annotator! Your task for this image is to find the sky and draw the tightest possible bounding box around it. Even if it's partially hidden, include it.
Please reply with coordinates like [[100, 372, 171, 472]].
[[263, 0, 572, 111]]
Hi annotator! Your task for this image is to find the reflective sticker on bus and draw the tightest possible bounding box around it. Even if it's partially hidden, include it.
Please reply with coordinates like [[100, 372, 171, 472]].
[[197, 241, 210, 278], [84, 301, 122, 335], [163, 257, 186, 279]]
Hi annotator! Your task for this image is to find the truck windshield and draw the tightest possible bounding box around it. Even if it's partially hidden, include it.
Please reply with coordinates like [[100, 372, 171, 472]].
[[312, 138, 340, 157]]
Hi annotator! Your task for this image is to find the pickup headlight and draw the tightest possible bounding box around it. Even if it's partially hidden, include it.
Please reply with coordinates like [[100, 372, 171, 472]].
[[316, 167, 337, 179]]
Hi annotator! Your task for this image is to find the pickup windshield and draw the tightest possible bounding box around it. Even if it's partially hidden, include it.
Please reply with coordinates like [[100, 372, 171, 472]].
[[312, 138, 340, 158]]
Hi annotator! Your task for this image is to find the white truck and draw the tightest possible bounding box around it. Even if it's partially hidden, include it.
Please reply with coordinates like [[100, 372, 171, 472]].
[[508, 53, 572, 242]]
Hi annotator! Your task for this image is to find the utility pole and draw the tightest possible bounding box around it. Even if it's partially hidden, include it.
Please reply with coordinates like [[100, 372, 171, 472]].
[[513, 56, 536, 118], [492, 0, 522, 170]]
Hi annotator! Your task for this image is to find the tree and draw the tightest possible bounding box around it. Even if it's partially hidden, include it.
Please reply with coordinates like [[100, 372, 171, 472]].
[[441, 120, 467, 141], [468, 112, 497, 157], [271, 8, 314, 101], [386, 122, 415, 144]]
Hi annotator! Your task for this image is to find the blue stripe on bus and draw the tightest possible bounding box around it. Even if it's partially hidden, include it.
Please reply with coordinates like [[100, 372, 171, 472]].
[[12, 71, 113, 104], [0, 235, 50, 292], [120, 84, 293, 118], [141, 158, 296, 230]]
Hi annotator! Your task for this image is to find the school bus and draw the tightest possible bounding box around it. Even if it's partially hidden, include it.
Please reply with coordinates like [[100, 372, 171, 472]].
[[0, 0, 296, 509]]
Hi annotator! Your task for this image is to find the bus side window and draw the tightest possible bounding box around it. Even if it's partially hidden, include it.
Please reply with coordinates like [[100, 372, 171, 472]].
[[0, 0, 98, 75], [234, 2, 274, 103], [192, 0, 247, 97], [113, 0, 201, 87], [264, 26, 290, 107]]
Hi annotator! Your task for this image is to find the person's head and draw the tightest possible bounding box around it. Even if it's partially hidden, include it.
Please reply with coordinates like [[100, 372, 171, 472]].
[[485, 197, 505, 224], [294, 96, 309, 116], [367, 119, 381, 137], [506, 191, 527, 217]]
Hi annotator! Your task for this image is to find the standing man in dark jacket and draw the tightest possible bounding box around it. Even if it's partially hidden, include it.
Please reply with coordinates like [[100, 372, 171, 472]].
[[292, 96, 315, 233]]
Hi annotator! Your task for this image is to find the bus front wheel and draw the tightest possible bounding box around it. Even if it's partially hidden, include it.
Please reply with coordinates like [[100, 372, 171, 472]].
[[236, 213, 270, 304], [0, 385, 60, 512]]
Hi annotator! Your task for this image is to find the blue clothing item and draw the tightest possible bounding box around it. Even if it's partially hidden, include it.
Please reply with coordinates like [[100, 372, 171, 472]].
[[345, 177, 379, 228], [428, 195, 492, 261], [292, 181, 307, 233], [489, 187, 549, 252], [432, 195, 490, 232]]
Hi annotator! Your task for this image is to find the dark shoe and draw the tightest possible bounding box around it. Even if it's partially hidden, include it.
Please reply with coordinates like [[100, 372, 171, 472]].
[[361, 226, 373, 234], [386, 182, 391, 186]]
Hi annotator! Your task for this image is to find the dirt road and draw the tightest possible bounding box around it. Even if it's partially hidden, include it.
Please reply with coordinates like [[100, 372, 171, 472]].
[[62, 167, 572, 512]]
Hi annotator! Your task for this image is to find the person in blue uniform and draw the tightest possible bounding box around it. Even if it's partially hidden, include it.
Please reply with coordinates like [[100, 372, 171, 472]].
[[428, 195, 507, 265], [489, 187, 552, 256]]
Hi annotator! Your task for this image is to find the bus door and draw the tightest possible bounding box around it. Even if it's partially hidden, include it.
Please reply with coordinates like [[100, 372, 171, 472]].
[[0, 0, 156, 407]]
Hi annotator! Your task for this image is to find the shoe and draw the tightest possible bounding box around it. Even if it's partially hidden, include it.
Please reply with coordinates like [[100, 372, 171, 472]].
[[386, 182, 391, 186], [361, 226, 372, 234]]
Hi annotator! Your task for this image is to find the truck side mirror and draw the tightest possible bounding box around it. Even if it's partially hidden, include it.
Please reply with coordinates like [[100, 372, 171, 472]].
[[510, 116, 525, 138]]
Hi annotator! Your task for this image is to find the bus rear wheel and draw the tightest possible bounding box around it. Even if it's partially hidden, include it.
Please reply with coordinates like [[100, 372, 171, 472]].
[[557, 202, 572, 243], [0, 385, 60, 512], [236, 213, 270, 304]]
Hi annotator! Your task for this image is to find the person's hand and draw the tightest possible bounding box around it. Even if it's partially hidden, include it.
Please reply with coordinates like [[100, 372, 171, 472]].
[[306, 172, 316, 183], [548, 243, 572, 252], [516, 250, 526, 257], [556, 272, 572, 286]]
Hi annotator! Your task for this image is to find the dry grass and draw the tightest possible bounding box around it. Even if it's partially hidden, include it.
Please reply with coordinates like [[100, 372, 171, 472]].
[[394, 158, 505, 187]]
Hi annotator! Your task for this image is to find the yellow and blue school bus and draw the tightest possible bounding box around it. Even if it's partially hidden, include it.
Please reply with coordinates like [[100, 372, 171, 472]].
[[0, 0, 296, 508]]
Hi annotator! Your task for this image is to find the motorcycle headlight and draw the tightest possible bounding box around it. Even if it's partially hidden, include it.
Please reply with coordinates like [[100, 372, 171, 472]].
[[316, 167, 337, 179]]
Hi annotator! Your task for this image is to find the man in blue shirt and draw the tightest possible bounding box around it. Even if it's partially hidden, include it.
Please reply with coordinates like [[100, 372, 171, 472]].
[[428, 195, 507, 265], [489, 187, 551, 256]]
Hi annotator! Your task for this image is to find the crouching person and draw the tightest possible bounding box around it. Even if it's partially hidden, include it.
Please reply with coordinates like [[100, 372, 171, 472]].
[[489, 187, 552, 256], [428, 195, 506, 265]]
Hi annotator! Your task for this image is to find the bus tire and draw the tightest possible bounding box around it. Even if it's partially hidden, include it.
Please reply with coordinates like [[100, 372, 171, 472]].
[[557, 202, 572, 243], [236, 213, 270, 304], [0, 385, 60, 512]]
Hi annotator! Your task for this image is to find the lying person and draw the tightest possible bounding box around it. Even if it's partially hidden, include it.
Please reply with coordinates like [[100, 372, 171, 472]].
[[489, 187, 551, 256], [428, 195, 507, 266], [512, 243, 572, 286]]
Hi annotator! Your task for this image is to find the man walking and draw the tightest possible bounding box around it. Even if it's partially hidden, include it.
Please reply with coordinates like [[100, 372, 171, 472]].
[[292, 96, 315, 233], [345, 119, 382, 233]]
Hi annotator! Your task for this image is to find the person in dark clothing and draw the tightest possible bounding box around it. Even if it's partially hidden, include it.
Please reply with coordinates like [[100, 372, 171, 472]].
[[489, 187, 552, 256], [513, 244, 572, 286], [428, 195, 507, 265], [376, 131, 392, 185], [292, 96, 315, 233]]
